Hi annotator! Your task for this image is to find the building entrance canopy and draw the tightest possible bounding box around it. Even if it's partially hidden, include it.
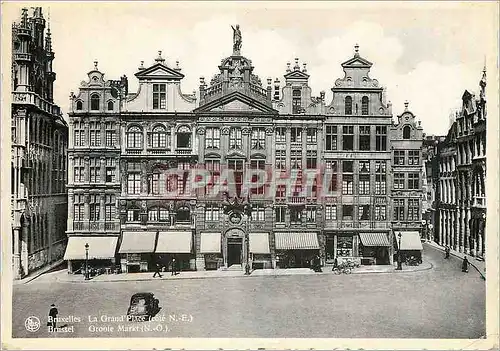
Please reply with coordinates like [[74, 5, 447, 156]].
[[156, 231, 192, 253], [249, 233, 270, 254], [397, 231, 423, 250], [119, 231, 156, 254], [359, 233, 391, 247], [275, 232, 319, 250], [64, 236, 118, 260]]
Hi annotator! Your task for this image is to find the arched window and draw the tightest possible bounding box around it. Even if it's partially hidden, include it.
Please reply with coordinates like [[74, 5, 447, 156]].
[[76, 100, 83, 110], [345, 96, 352, 115], [150, 125, 168, 148], [403, 125, 411, 139], [107, 100, 114, 111], [90, 93, 100, 111], [362, 96, 369, 115], [126, 126, 143, 148], [176, 126, 191, 148], [176, 206, 191, 223], [292, 89, 302, 114]]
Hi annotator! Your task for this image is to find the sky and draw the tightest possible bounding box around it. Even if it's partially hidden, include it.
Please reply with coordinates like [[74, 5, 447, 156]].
[[5, 2, 498, 135]]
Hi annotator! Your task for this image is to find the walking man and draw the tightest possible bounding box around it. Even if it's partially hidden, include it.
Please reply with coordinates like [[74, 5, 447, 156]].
[[461, 256, 469, 273], [171, 257, 177, 276], [445, 246, 450, 259], [153, 259, 162, 278], [47, 304, 58, 330]]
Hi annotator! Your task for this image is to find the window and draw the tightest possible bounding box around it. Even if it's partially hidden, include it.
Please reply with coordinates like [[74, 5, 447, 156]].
[[376, 126, 387, 151], [107, 101, 114, 111], [150, 172, 163, 195], [89, 158, 100, 183], [403, 125, 411, 139], [105, 122, 116, 147], [375, 161, 386, 195], [290, 207, 302, 223], [251, 128, 266, 149], [394, 150, 405, 165], [127, 207, 141, 222], [361, 96, 369, 115], [345, 96, 353, 115], [105, 194, 116, 221], [151, 125, 169, 148], [394, 173, 405, 189], [74, 121, 85, 147], [205, 159, 221, 193], [90, 93, 100, 111], [205, 205, 221, 221], [275, 184, 286, 198], [358, 205, 370, 220], [159, 208, 169, 222], [359, 160, 370, 195], [306, 207, 316, 223], [176, 126, 191, 148], [89, 122, 101, 147], [275, 207, 286, 223], [176, 206, 191, 223], [325, 204, 337, 220], [374, 205, 386, 221], [275, 127, 286, 143], [205, 127, 220, 149], [337, 236, 353, 257], [342, 205, 353, 220], [306, 128, 317, 143], [89, 194, 100, 221], [229, 128, 242, 149], [148, 208, 159, 222], [73, 194, 85, 221], [153, 84, 166, 109], [292, 89, 302, 114], [251, 205, 265, 221], [275, 150, 286, 171], [73, 157, 84, 183], [228, 159, 244, 197], [408, 150, 420, 165], [408, 173, 420, 190], [326, 160, 338, 192], [250, 159, 266, 195], [408, 199, 419, 221], [105, 158, 116, 183], [177, 162, 190, 195], [359, 126, 371, 150], [290, 150, 302, 169], [342, 161, 353, 195], [306, 151, 317, 169], [127, 173, 141, 194], [342, 126, 354, 150], [127, 126, 143, 149], [290, 128, 302, 143], [326, 125, 337, 151], [393, 199, 405, 220], [76, 101, 83, 110]]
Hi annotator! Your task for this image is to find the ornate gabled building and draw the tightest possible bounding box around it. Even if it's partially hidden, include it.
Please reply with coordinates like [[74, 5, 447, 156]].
[[11, 7, 68, 279]]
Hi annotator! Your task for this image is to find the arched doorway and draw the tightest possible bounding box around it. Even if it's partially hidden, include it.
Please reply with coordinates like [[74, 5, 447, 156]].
[[224, 228, 245, 268]]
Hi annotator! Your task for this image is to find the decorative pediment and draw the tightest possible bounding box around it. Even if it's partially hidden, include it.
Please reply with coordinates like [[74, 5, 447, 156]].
[[284, 70, 310, 80], [195, 91, 277, 114], [225, 150, 247, 159], [134, 63, 185, 80], [341, 56, 373, 68]]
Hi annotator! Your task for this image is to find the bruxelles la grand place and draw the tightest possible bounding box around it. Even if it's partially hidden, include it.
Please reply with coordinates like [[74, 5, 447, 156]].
[[11, 8, 487, 279]]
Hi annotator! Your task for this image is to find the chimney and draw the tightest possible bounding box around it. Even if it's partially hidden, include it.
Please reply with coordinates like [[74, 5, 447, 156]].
[[274, 78, 280, 101], [199, 77, 206, 99], [266, 78, 272, 100], [320, 91, 325, 101]]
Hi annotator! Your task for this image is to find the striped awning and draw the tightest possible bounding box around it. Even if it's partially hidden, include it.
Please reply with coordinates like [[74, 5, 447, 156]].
[[397, 231, 423, 251], [275, 232, 319, 250], [249, 233, 270, 254], [156, 231, 192, 253], [64, 236, 118, 260], [359, 233, 391, 247], [200, 232, 221, 253], [119, 231, 157, 254]]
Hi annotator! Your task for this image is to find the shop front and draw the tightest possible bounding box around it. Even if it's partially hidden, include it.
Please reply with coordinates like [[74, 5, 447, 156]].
[[274, 232, 320, 268], [118, 231, 157, 273], [358, 232, 392, 265], [396, 231, 423, 263], [335, 234, 359, 265], [64, 235, 118, 274], [199, 232, 222, 270], [249, 232, 271, 269], [155, 231, 194, 271]]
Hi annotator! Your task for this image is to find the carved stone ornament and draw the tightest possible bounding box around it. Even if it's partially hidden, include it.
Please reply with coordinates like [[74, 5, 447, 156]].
[[265, 127, 274, 135], [242, 127, 250, 135], [197, 127, 206, 135], [221, 127, 230, 135]]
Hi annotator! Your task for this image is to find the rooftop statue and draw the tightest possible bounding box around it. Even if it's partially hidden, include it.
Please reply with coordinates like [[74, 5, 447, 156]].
[[231, 24, 242, 55]]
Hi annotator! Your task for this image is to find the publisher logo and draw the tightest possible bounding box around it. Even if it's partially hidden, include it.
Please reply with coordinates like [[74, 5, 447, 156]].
[[24, 316, 40, 332]]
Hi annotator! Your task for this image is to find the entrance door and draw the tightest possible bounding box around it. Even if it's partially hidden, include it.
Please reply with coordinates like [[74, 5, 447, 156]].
[[227, 240, 242, 266]]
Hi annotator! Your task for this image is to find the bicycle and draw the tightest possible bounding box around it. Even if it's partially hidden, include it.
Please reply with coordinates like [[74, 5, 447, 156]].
[[332, 264, 352, 275]]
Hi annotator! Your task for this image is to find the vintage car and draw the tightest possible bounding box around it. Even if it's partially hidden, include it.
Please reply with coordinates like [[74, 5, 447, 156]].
[[126, 292, 159, 321]]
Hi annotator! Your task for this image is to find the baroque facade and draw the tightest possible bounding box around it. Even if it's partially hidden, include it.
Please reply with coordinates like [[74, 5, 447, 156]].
[[65, 30, 426, 273], [11, 7, 68, 279]]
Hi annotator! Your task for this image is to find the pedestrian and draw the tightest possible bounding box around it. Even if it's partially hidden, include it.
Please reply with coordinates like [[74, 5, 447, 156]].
[[153, 260, 162, 278], [47, 303, 58, 330], [445, 246, 450, 259], [461, 256, 469, 273], [171, 257, 176, 276], [332, 257, 338, 271]]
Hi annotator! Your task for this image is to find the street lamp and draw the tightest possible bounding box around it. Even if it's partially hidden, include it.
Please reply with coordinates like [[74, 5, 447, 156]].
[[84, 242, 89, 280], [396, 232, 402, 270], [244, 202, 251, 276]]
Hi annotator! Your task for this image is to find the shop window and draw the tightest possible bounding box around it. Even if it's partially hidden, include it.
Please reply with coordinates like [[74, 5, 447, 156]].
[[337, 236, 353, 257], [342, 126, 354, 150]]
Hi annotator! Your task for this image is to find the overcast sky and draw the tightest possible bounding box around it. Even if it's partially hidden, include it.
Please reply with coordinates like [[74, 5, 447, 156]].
[[6, 2, 498, 135]]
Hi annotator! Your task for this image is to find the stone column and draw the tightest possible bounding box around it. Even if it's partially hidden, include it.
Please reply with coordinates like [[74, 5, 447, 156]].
[[464, 208, 470, 254], [12, 225, 21, 279], [67, 190, 74, 231], [100, 157, 106, 184], [459, 208, 464, 253], [20, 219, 29, 277]]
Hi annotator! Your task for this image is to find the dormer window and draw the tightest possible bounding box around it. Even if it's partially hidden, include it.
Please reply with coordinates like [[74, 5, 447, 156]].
[[403, 125, 411, 139], [107, 101, 114, 111], [153, 84, 166, 109], [292, 89, 302, 114], [362, 96, 369, 115], [90, 93, 100, 111], [76, 101, 83, 111], [345, 96, 352, 115], [177, 126, 191, 148]]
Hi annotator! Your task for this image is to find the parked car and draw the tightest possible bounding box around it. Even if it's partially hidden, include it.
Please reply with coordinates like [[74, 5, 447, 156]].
[[126, 292, 159, 321]]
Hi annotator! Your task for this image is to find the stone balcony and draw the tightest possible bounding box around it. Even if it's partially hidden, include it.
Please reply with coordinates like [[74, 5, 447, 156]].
[[472, 196, 486, 209], [12, 91, 61, 116]]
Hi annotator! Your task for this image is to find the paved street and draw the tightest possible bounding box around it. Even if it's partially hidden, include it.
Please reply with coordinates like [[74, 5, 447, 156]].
[[12, 243, 485, 339]]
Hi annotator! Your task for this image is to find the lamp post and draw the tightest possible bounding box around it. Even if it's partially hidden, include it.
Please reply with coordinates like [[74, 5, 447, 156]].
[[396, 232, 402, 270], [84, 242, 89, 280], [244, 202, 251, 276]]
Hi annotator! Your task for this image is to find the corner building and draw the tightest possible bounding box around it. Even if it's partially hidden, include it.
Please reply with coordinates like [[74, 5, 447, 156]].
[[65, 36, 417, 273]]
